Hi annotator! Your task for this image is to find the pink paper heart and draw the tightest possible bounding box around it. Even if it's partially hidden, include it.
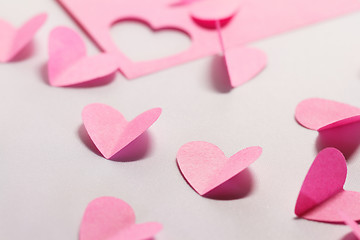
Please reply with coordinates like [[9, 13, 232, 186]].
[[80, 197, 162, 240], [295, 148, 360, 223], [0, 13, 47, 62], [225, 47, 267, 87], [48, 26, 119, 87], [176, 141, 262, 195], [295, 98, 360, 131], [190, 0, 240, 28], [82, 103, 161, 159]]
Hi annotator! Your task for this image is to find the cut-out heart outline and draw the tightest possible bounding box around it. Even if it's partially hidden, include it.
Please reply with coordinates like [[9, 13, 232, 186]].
[[0, 13, 47, 62], [80, 196, 162, 240], [176, 141, 262, 196], [48, 26, 119, 87], [82, 103, 161, 159], [295, 147, 360, 223]]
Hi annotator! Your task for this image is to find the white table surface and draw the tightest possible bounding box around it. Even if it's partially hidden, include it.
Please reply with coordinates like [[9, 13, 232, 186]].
[[1, 0, 360, 239]]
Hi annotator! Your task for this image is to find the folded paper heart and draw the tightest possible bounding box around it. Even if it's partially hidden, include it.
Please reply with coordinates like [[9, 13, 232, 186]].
[[82, 103, 161, 159], [340, 212, 360, 239], [190, 0, 267, 88], [80, 197, 162, 240], [0, 13, 47, 62], [295, 148, 360, 223], [295, 98, 360, 131], [176, 141, 262, 196], [48, 26, 119, 87]]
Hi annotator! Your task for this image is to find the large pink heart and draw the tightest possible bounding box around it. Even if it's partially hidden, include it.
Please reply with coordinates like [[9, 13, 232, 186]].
[[80, 197, 162, 240], [82, 103, 161, 159], [295, 98, 360, 131], [0, 13, 47, 62], [295, 148, 360, 222], [48, 26, 119, 87], [176, 141, 262, 195]]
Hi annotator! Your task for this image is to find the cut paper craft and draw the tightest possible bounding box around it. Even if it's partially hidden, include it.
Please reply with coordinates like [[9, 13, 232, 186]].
[[176, 141, 262, 195], [0, 13, 47, 62], [57, 0, 360, 78], [191, 0, 267, 87], [48, 26, 119, 87], [295, 98, 360, 131], [82, 103, 161, 159], [340, 212, 360, 239], [295, 148, 360, 223], [80, 196, 162, 240]]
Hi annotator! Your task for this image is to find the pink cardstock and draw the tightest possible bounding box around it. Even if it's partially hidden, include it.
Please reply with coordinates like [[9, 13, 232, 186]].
[[80, 197, 162, 240], [295, 98, 360, 131], [0, 13, 47, 62], [48, 27, 119, 87], [295, 148, 360, 223], [176, 141, 262, 195], [57, 0, 360, 79], [82, 103, 161, 159], [340, 212, 360, 239]]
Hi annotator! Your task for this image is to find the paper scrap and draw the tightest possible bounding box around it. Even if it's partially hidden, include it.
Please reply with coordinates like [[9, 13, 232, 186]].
[[80, 196, 162, 240], [82, 103, 161, 159], [57, 0, 360, 78], [176, 141, 262, 195], [295, 148, 360, 223], [295, 98, 360, 131], [0, 13, 47, 62], [48, 26, 119, 87]]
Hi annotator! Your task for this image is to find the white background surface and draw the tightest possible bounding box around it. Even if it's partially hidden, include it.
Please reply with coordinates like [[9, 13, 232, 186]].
[[2, 0, 360, 239]]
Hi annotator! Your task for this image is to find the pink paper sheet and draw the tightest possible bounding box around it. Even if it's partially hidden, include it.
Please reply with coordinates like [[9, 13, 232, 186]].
[[295, 98, 360, 131], [295, 148, 360, 223], [80, 197, 162, 240], [48, 27, 119, 87], [82, 103, 161, 159], [340, 212, 360, 239], [57, 0, 360, 78], [176, 141, 262, 195], [0, 13, 47, 62]]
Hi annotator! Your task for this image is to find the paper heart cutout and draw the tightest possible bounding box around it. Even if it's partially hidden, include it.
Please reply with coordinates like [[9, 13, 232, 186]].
[[295, 148, 360, 223], [225, 47, 267, 87], [82, 103, 161, 159], [190, 0, 240, 28], [176, 141, 262, 195], [80, 197, 162, 240], [0, 13, 47, 62], [295, 98, 360, 131], [48, 26, 119, 87]]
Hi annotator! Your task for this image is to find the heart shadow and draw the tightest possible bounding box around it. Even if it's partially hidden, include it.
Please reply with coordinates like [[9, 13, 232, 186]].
[[40, 63, 116, 88], [209, 54, 232, 93], [78, 124, 152, 162], [203, 168, 254, 200], [316, 121, 360, 160]]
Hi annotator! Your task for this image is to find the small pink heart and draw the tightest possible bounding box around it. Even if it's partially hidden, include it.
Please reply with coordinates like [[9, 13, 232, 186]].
[[0, 13, 47, 62], [225, 47, 267, 87], [48, 26, 119, 87], [190, 0, 240, 28], [80, 197, 162, 240], [295, 98, 360, 131], [82, 103, 161, 159], [295, 148, 360, 223], [176, 141, 262, 195]]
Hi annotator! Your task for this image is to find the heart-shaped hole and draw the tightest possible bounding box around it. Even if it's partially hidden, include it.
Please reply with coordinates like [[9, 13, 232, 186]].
[[111, 19, 191, 62]]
